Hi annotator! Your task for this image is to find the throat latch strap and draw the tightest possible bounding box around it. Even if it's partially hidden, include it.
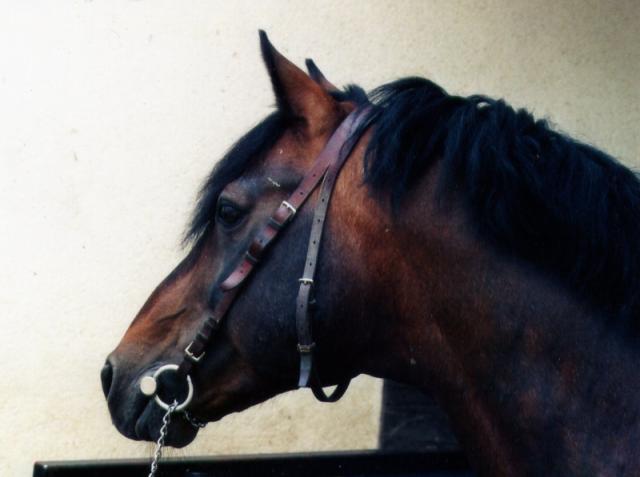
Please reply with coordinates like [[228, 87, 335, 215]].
[[295, 136, 356, 401]]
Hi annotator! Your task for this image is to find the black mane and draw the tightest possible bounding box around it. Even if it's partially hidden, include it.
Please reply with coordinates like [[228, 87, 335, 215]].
[[187, 76, 640, 321], [357, 77, 640, 321]]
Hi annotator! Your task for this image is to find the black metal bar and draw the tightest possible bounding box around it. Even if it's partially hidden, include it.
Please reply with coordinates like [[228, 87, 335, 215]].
[[34, 450, 472, 477]]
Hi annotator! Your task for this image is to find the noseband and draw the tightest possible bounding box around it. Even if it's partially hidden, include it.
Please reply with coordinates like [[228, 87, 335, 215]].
[[140, 107, 369, 415]]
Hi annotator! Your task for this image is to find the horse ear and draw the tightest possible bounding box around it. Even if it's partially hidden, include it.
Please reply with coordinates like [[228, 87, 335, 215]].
[[305, 59, 340, 94], [259, 31, 338, 137]]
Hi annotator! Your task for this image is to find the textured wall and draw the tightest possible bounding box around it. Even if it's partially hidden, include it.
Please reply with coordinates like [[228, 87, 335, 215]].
[[0, 1, 637, 476]]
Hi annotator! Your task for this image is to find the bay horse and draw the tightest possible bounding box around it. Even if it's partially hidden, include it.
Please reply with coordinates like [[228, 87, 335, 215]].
[[102, 31, 640, 476]]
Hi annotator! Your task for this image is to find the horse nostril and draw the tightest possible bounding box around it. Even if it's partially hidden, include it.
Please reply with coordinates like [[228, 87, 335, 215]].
[[101, 359, 114, 399]]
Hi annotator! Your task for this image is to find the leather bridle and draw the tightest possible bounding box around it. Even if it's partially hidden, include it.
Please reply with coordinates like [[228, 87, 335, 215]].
[[140, 107, 369, 413]]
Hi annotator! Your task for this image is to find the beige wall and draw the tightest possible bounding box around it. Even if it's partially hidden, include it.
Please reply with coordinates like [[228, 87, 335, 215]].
[[0, 1, 637, 475]]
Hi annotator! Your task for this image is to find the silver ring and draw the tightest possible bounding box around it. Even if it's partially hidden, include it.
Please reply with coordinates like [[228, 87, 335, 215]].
[[151, 364, 194, 412]]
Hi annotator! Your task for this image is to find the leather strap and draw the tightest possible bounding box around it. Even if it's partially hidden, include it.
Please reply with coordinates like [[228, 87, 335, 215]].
[[177, 107, 369, 402], [295, 126, 358, 401]]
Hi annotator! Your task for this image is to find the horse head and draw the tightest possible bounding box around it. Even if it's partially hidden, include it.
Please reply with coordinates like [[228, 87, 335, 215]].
[[101, 32, 382, 447]]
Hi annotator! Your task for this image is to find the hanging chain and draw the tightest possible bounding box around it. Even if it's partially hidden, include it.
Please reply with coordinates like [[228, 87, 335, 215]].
[[184, 411, 207, 429], [148, 400, 177, 477]]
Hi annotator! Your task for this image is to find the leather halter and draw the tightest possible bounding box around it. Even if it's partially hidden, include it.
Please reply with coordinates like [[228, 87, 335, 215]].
[[174, 107, 368, 403]]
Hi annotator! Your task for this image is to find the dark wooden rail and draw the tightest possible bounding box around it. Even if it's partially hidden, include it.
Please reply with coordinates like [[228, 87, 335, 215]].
[[34, 450, 472, 477]]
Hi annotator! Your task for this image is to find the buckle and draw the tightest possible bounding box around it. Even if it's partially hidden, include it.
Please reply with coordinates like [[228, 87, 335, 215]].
[[297, 342, 316, 354], [185, 342, 205, 363], [298, 277, 314, 286], [281, 200, 297, 215], [270, 200, 297, 230]]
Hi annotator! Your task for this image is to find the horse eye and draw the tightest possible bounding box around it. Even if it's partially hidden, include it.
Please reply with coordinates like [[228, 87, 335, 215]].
[[217, 202, 244, 228]]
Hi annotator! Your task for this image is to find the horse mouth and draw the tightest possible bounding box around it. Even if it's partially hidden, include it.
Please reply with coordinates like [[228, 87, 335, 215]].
[[132, 399, 199, 448], [107, 387, 199, 448]]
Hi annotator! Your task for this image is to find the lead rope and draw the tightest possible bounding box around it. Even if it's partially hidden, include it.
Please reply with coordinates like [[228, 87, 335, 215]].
[[148, 400, 177, 477]]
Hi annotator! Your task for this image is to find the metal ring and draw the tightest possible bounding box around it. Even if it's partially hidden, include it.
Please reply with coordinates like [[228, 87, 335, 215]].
[[151, 364, 194, 412]]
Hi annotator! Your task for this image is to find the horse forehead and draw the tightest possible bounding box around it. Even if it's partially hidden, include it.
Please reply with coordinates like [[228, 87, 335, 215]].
[[265, 128, 333, 167]]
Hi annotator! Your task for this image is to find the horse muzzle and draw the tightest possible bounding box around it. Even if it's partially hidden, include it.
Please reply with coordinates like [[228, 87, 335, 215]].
[[101, 356, 200, 447]]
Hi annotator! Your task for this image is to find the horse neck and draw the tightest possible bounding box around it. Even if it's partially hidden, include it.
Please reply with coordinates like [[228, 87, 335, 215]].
[[413, 262, 640, 476], [340, 161, 640, 476]]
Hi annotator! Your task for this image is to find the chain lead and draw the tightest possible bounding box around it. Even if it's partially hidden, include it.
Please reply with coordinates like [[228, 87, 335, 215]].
[[148, 400, 177, 477], [184, 411, 207, 429]]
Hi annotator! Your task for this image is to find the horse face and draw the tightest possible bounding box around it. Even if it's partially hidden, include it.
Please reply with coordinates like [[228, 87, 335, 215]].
[[101, 33, 353, 446]]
